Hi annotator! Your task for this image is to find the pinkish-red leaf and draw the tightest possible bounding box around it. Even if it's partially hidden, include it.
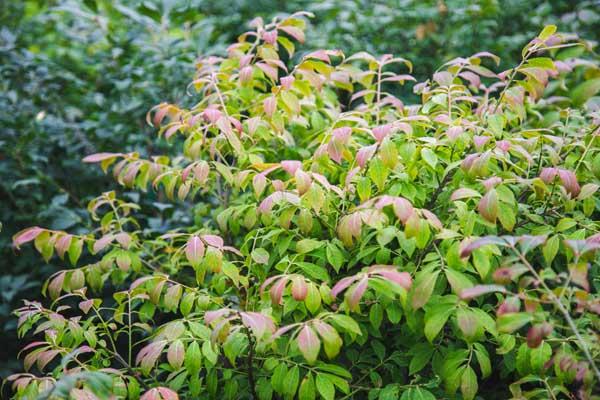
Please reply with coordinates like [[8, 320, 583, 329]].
[[185, 236, 205, 266], [13, 227, 44, 249], [297, 325, 320, 364]]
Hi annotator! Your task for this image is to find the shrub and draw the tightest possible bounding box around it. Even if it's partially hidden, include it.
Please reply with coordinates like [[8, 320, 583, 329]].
[[7, 12, 600, 400], [2, 0, 598, 377]]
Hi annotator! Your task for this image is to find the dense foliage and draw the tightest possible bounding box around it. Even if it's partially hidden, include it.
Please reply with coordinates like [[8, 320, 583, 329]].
[[6, 9, 600, 399], [2, 0, 599, 376]]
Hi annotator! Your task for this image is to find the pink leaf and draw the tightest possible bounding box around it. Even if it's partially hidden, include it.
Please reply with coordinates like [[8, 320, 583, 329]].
[[241, 312, 276, 338], [371, 124, 392, 143], [539, 167, 558, 184], [291, 276, 308, 301], [93, 234, 114, 254], [330, 276, 359, 298], [270, 277, 288, 305], [79, 300, 94, 314], [82, 152, 122, 163], [157, 387, 179, 400], [478, 189, 499, 223], [205, 309, 232, 326], [347, 276, 369, 310], [370, 266, 412, 289], [295, 169, 312, 195], [460, 236, 507, 258], [278, 26, 305, 43], [460, 284, 507, 300], [13, 227, 44, 249], [393, 197, 414, 224], [558, 169, 580, 197], [202, 234, 224, 248], [281, 160, 302, 175], [356, 144, 377, 168], [297, 325, 320, 364]]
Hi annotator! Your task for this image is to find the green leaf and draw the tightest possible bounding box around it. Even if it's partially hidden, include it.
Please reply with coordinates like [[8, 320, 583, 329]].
[[271, 362, 288, 395], [297, 239, 324, 254], [538, 25, 557, 40], [472, 248, 491, 279], [496, 334, 516, 355], [369, 157, 389, 192], [460, 366, 478, 400], [326, 242, 345, 272], [411, 270, 439, 309], [316, 373, 335, 400], [299, 373, 316, 400], [330, 314, 361, 336], [421, 148, 438, 169], [571, 78, 600, 106], [202, 340, 218, 366], [409, 343, 434, 375], [531, 341, 552, 372], [400, 387, 436, 400], [251, 248, 270, 264], [445, 268, 473, 295], [497, 203, 516, 231], [497, 312, 533, 333], [516, 343, 531, 375], [473, 343, 491, 378], [369, 303, 384, 329], [297, 262, 330, 282], [305, 284, 322, 314], [424, 303, 454, 342], [543, 235, 559, 265], [285, 365, 300, 396], [184, 341, 202, 375]]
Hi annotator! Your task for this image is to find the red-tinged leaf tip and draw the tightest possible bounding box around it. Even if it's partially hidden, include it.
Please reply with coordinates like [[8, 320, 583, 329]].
[[371, 124, 392, 143], [270, 277, 288, 305], [393, 197, 414, 224], [558, 169, 580, 197], [279, 26, 305, 43], [295, 169, 312, 195], [141, 388, 179, 400], [347, 275, 369, 311], [202, 234, 224, 248], [241, 312, 276, 338], [460, 236, 507, 258], [539, 167, 558, 184], [185, 236, 205, 266], [82, 152, 121, 163], [281, 160, 302, 175], [263, 96, 277, 116], [205, 309, 231, 326], [371, 267, 412, 290], [330, 276, 359, 298], [13, 227, 44, 249], [291, 275, 308, 301], [450, 188, 481, 201], [167, 340, 185, 369], [356, 144, 377, 168], [297, 325, 320, 364], [460, 284, 507, 300], [79, 299, 94, 314], [93, 234, 114, 254], [478, 188, 499, 223]]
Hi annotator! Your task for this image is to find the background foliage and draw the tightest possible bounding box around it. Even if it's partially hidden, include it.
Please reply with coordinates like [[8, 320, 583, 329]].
[[1, 0, 599, 388]]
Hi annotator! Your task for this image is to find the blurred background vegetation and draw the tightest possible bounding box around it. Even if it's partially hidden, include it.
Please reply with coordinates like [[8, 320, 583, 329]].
[[1, 0, 598, 377]]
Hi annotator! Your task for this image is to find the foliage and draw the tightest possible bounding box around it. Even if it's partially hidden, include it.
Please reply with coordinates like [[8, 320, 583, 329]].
[[2, 0, 599, 376], [6, 10, 600, 400]]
